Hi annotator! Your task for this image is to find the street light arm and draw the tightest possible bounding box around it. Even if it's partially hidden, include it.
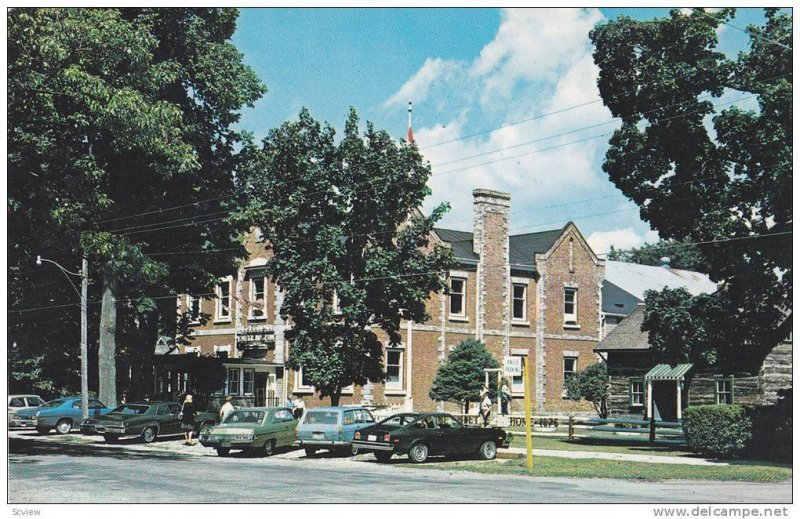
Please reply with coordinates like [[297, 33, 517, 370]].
[[36, 256, 83, 299]]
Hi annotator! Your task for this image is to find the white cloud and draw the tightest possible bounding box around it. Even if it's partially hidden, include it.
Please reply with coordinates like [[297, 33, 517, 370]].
[[588, 228, 659, 255], [383, 58, 462, 108]]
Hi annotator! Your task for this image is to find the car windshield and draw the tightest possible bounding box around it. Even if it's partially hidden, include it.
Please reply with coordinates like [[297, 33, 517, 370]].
[[223, 410, 265, 424], [303, 411, 339, 425], [42, 399, 65, 408], [378, 414, 416, 427], [110, 404, 149, 415]]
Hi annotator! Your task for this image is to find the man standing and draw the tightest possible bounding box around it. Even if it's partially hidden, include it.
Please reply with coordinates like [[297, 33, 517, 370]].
[[501, 381, 511, 416], [293, 395, 305, 420], [219, 396, 235, 422], [480, 391, 492, 427]]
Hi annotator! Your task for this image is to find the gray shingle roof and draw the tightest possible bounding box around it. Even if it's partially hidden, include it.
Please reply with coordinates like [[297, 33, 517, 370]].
[[605, 260, 717, 301], [595, 305, 651, 351], [602, 280, 642, 315], [434, 226, 564, 272]]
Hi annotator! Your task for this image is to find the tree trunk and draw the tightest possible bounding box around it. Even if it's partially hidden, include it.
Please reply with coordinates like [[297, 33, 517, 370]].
[[464, 400, 470, 414], [98, 271, 118, 408], [330, 389, 341, 407]]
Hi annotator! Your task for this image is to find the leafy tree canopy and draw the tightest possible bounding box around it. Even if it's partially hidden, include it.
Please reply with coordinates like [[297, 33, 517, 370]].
[[591, 8, 791, 364], [607, 238, 702, 271], [565, 362, 609, 418], [429, 339, 500, 410], [241, 108, 454, 405]]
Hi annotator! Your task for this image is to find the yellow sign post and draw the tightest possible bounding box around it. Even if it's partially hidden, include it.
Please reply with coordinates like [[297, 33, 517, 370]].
[[522, 356, 533, 468]]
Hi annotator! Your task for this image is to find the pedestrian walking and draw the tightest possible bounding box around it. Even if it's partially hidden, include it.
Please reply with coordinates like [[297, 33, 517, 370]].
[[219, 395, 235, 423], [180, 394, 196, 445], [501, 380, 511, 416], [480, 392, 492, 427], [293, 395, 305, 420]]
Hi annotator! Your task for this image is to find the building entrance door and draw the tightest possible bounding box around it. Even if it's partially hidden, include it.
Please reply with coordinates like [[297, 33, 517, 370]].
[[652, 381, 677, 422]]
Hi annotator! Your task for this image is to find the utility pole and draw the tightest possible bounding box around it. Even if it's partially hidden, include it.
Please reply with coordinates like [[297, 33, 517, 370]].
[[80, 255, 89, 420]]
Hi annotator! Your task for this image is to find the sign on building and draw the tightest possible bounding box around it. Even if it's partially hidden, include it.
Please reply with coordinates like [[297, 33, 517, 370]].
[[504, 356, 522, 377], [236, 324, 275, 351]]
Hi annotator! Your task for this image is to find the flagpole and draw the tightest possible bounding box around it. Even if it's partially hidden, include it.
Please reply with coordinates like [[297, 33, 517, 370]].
[[407, 101, 414, 143]]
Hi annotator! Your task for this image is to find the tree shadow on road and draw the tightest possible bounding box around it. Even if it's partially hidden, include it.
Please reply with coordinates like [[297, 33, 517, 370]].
[[9, 437, 194, 461]]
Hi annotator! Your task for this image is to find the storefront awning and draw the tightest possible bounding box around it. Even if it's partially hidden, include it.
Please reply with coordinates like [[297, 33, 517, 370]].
[[645, 363, 693, 381]]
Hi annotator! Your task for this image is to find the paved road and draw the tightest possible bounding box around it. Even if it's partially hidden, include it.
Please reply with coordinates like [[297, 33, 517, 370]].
[[8, 433, 791, 504]]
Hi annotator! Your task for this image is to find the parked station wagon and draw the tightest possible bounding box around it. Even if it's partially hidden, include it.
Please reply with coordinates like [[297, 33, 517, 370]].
[[81, 401, 216, 443], [199, 407, 297, 457], [296, 406, 376, 456], [352, 412, 508, 463], [8, 394, 45, 428]]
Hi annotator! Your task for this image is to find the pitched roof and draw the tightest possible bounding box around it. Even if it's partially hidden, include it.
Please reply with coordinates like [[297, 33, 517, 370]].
[[605, 260, 717, 301], [595, 305, 651, 352], [602, 280, 642, 315], [433, 226, 563, 272]]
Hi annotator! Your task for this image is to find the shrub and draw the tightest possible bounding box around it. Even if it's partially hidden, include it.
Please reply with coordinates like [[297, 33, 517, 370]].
[[683, 405, 752, 458], [749, 389, 792, 462]]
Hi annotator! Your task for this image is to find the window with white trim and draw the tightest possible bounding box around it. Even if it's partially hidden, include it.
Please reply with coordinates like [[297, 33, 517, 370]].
[[449, 277, 466, 318], [716, 378, 734, 404], [249, 277, 267, 319], [213, 345, 231, 359], [185, 345, 201, 356], [332, 290, 342, 315], [563, 356, 578, 389], [629, 379, 644, 407], [563, 287, 578, 326], [511, 354, 526, 393], [295, 367, 314, 392], [386, 349, 404, 391], [512, 283, 527, 322], [186, 295, 201, 323], [216, 278, 232, 321], [226, 368, 240, 396], [243, 369, 255, 395]]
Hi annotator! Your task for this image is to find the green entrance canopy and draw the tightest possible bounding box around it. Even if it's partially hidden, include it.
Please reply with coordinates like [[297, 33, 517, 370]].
[[645, 363, 693, 381]]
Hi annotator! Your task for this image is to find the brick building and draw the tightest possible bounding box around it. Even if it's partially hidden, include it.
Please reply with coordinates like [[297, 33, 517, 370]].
[[160, 188, 605, 414]]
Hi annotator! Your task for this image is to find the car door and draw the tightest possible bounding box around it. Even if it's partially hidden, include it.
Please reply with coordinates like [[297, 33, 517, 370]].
[[411, 415, 440, 453], [272, 409, 294, 446], [156, 404, 179, 435], [435, 415, 466, 454], [342, 410, 358, 442]]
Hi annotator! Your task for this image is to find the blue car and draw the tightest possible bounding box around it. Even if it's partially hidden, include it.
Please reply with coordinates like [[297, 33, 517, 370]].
[[20, 397, 110, 435], [296, 406, 376, 456]]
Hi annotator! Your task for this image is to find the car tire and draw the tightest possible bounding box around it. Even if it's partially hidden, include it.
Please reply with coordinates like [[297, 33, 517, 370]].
[[374, 452, 392, 463], [408, 443, 429, 464], [304, 447, 317, 457], [141, 426, 157, 444], [36, 427, 49, 435], [216, 447, 230, 457], [262, 439, 275, 457], [478, 440, 497, 461], [55, 419, 73, 435], [104, 435, 120, 444]]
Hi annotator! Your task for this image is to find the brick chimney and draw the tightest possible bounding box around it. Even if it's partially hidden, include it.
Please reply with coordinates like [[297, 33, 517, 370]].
[[472, 189, 511, 343]]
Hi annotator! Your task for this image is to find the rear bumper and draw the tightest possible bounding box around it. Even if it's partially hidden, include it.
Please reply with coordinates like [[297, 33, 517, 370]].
[[351, 440, 395, 452], [94, 425, 127, 436], [297, 439, 351, 448], [199, 439, 254, 449]]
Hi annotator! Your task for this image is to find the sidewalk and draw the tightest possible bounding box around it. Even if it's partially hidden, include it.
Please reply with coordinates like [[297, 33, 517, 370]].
[[498, 447, 729, 466]]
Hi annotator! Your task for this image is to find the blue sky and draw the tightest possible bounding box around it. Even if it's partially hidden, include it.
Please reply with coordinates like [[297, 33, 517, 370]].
[[231, 7, 778, 255]]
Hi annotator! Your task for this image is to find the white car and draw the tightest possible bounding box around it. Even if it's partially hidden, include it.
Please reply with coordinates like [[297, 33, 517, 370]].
[[8, 394, 46, 428]]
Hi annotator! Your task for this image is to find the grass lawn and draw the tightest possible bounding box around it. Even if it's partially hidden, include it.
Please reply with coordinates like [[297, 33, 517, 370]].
[[414, 456, 792, 482], [509, 433, 697, 458]]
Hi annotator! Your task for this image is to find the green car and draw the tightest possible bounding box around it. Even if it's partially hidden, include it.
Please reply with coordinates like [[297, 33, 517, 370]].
[[199, 407, 297, 457]]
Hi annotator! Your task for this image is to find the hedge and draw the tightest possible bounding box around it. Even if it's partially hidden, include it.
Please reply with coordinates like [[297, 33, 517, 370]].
[[682, 405, 752, 458]]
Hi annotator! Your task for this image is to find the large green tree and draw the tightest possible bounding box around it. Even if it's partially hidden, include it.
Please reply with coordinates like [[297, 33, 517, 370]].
[[241, 108, 454, 406], [591, 8, 791, 368], [8, 8, 264, 403], [607, 238, 702, 270], [429, 339, 500, 413]]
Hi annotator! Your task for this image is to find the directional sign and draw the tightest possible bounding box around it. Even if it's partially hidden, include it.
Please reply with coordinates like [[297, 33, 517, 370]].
[[504, 356, 522, 376]]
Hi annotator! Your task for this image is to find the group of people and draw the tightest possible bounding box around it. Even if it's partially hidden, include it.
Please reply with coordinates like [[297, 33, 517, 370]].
[[479, 380, 512, 427]]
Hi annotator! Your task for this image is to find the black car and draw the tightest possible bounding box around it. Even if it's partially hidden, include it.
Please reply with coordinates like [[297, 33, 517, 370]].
[[351, 412, 508, 463], [80, 401, 216, 443]]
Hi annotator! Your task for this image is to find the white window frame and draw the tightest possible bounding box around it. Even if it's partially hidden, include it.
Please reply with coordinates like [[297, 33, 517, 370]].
[[511, 354, 526, 395], [385, 348, 404, 392], [186, 295, 201, 324], [249, 276, 267, 320], [629, 379, 645, 407], [184, 345, 201, 356], [715, 377, 734, 405], [243, 368, 255, 396], [295, 367, 314, 393], [332, 290, 342, 315], [216, 277, 233, 323], [563, 355, 578, 390], [449, 276, 467, 320], [226, 368, 240, 396], [213, 344, 232, 359], [512, 281, 528, 323], [563, 287, 578, 327]]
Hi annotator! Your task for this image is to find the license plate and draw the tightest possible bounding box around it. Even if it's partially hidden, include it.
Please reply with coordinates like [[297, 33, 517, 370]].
[[313, 433, 324, 440], [368, 435, 377, 442]]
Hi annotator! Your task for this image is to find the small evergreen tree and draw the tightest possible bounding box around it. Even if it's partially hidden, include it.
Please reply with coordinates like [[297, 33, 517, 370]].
[[429, 339, 499, 413], [565, 362, 609, 418]]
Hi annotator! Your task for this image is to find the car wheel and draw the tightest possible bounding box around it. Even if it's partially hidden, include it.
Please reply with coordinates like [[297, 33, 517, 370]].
[[55, 419, 73, 435], [478, 440, 497, 460], [408, 443, 429, 464], [104, 435, 119, 444], [262, 439, 275, 457], [374, 452, 392, 463], [351, 445, 359, 456], [216, 447, 230, 457], [304, 447, 317, 457], [36, 427, 49, 435], [141, 426, 157, 444]]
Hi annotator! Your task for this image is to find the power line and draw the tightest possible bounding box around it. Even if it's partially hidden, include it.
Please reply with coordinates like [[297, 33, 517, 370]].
[[595, 230, 793, 257], [697, 10, 792, 51]]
